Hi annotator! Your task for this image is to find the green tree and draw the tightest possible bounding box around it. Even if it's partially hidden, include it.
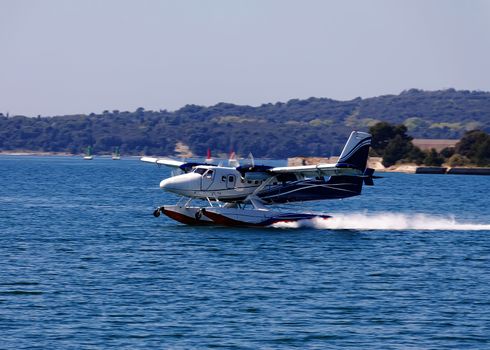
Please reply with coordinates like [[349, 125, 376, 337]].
[[475, 138, 490, 166], [455, 130, 488, 158], [406, 146, 426, 165], [447, 154, 470, 166], [440, 147, 455, 159], [382, 134, 413, 167], [423, 148, 445, 166], [370, 122, 415, 166], [369, 122, 412, 156], [455, 130, 490, 165]]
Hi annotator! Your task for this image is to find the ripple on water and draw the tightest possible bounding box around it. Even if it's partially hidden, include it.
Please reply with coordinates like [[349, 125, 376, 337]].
[[0, 157, 490, 349]]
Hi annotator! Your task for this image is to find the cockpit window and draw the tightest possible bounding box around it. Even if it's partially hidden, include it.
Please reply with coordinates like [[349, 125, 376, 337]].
[[194, 168, 207, 175], [205, 170, 214, 178]]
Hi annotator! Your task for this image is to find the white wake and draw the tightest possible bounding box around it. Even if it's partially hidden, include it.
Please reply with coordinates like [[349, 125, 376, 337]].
[[271, 212, 490, 231]]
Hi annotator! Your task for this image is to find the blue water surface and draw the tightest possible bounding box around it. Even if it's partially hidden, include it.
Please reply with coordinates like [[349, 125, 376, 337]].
[[0, 156, 489, 349]]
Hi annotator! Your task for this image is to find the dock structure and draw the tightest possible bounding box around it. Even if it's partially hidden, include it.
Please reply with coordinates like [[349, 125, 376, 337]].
[[446, 167, 490, 175], [415, 167, 447, 174], [407, 167, 490, 175]]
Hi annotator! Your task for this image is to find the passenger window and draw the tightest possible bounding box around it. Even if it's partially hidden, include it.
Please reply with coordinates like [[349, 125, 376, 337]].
[[221, 176, 226, 182], [228, 175, 234, 183]]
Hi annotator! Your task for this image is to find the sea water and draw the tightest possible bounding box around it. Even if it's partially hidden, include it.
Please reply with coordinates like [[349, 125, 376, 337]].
[[0, 156, 489, 349]]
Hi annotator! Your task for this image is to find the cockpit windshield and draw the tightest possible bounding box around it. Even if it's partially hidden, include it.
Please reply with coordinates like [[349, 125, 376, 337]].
[[194, 168, 207, 175], [193, 168, 214, 178]]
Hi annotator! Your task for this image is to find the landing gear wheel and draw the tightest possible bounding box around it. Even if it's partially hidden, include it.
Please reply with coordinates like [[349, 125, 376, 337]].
[[153, 207, 162, 217]]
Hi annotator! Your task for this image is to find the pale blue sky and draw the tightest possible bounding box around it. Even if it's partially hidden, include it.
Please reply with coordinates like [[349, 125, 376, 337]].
[[1, 0, 489, 116]]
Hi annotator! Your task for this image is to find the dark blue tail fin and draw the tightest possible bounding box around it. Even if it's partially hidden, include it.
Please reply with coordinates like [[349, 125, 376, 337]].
[[336, 131, 372, 170]]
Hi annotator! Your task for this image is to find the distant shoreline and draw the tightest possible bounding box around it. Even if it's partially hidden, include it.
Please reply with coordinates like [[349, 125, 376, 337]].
[[2, 152, 488, 175], [0, 151, 140, 157], [2, 89, 489, 160], [0, 151, 74, 156]]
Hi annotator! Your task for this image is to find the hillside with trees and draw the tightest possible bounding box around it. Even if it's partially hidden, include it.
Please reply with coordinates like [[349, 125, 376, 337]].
[[369, 123, 490, 167], [1, 89, 489, 159]]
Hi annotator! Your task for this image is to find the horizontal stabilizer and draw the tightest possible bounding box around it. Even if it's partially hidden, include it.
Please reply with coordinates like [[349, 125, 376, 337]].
[[269, 164, 364, 177], [362, 168, 377, 186]]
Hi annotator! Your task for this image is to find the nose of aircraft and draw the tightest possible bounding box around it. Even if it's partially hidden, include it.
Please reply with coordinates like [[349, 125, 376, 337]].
[[159, 173, 201, 194], [159, 178, 172, 189]]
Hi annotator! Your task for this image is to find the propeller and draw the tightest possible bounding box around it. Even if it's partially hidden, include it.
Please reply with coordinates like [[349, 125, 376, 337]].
[[248, 152, 255, 168]]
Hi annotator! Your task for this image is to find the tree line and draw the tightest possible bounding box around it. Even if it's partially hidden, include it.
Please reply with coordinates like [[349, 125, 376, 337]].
[[1, 89, 489, 159], [369, 122, 490, 167]]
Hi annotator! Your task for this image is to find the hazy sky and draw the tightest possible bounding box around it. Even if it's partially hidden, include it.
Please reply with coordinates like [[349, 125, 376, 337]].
[[1, 0, 490, 116]]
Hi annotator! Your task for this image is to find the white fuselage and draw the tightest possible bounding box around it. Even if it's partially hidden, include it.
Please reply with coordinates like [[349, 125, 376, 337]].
[[159, 165, 267, 200]]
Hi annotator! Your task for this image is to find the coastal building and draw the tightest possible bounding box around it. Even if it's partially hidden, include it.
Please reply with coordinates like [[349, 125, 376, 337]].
[[412, 139, 459, 152]]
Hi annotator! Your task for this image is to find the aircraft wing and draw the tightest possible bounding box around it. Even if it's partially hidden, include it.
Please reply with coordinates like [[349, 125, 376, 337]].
[[140, 157, 184, 168], [269, 163, 364, 177]]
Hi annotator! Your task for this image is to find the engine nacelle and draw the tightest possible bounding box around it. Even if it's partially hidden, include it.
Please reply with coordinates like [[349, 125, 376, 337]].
[[243, 172, 270, 181], [237, 165, 273, 181]]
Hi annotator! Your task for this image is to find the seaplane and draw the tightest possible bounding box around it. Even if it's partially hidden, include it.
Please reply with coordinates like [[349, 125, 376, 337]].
[[141, 131, 376, 227]]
